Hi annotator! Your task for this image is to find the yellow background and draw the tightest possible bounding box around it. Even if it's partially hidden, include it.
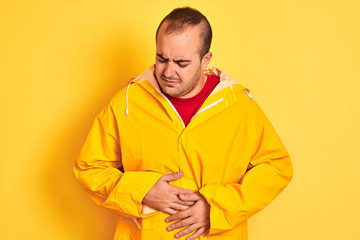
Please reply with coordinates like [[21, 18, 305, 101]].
[[1, 0, 359, 239]]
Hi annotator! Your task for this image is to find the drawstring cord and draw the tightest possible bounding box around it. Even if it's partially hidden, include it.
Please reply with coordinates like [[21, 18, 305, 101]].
[[244, 89, 253, 100], [125, 81, 132, 116]]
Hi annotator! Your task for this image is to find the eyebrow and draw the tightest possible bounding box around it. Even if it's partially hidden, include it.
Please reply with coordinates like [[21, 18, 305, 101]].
[[157, 53, 191, 63]]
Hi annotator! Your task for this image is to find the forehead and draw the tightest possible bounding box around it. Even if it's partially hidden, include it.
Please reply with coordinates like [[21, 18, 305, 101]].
[[156, 22, 201, 59]]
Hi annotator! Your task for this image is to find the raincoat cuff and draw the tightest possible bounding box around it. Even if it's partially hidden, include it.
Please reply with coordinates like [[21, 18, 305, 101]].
[[119, 171, 163, 217], [199, 184, 233, 235]]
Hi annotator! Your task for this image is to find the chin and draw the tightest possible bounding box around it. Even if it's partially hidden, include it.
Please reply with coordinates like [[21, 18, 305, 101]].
[[164, 88, 180, 97], [164, 89, 176, 96]]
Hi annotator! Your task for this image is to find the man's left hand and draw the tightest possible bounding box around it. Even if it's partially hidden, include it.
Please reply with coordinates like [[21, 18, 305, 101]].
[[165, 192, 210, 240]]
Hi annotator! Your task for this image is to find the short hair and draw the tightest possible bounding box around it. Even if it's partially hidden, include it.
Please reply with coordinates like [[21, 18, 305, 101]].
[[156, 7, 212, 59]]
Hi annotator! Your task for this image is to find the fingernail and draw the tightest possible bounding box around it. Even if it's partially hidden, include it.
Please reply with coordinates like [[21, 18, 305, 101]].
[[165, 218, 170, 223], [167, 226, 173, 231], [175, 233, 179, 238]]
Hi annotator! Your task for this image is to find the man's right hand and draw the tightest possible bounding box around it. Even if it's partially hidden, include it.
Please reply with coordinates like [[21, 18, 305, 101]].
[[142, 171, 196, 215]]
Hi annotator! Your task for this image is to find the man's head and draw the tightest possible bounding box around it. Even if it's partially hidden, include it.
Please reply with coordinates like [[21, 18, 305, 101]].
[[155, 7, 213, 98], [156, 7, 212, 59]]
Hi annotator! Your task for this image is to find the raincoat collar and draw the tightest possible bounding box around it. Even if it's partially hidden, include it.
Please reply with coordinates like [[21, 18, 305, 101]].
[[125, 65, 252, 127]]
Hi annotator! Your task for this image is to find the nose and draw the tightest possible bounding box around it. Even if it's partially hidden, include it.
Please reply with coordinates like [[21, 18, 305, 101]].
[[163, 62, 175, 78]]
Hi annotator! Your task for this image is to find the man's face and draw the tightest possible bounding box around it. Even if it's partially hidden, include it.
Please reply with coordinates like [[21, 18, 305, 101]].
[[155, 22, 211, 98]]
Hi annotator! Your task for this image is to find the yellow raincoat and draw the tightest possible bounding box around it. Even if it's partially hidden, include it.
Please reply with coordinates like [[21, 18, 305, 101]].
[[74, 65, 293, 239]]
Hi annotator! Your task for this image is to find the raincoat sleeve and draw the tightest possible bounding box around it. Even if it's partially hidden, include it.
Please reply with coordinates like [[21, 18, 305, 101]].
[[73, 99, 162, 219], [199, 100, 293, 236]]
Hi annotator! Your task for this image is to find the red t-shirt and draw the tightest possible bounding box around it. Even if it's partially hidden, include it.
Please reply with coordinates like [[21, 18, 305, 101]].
[[163, 74, 220, 127]]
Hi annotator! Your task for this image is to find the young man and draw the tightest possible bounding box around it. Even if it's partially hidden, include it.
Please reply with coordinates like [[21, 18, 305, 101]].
[[74, 7, 293, 240]]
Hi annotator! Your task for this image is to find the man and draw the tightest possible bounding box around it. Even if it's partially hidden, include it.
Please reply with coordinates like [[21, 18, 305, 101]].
[[74, 7, 293, 240]]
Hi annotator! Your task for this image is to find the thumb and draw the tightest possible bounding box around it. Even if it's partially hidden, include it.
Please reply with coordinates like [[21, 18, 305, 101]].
[[162, 171, 184, 182]]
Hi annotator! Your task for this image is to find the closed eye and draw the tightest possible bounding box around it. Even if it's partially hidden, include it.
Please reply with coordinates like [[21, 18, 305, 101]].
[[174, 60, 191, 68], [157, 54, 168, 63], [177, 63, 189, 68]]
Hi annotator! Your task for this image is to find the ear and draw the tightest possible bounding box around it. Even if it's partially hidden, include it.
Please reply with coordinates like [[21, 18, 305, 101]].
[[201, 52, 212, 70]]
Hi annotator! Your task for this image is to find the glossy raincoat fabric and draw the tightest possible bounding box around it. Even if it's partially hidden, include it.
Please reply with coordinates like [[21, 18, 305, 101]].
[[74, 65, 293, 239]]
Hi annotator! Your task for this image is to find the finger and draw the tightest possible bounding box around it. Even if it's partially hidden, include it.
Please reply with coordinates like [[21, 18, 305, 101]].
[[169, 202, 191, 211], [161, 171, 183, 182], [176, 199, 195, 206], [164, 187, 194, 206], [163, 208, 178, 215], [166, 217, 192, 231], [185, 226, 207, 240], [179, 192, 203, 202], [173, 224, 199, 239], [165, 209, 191, 223], [172, 195, 195, 206], [170, 185, 196, 195]]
